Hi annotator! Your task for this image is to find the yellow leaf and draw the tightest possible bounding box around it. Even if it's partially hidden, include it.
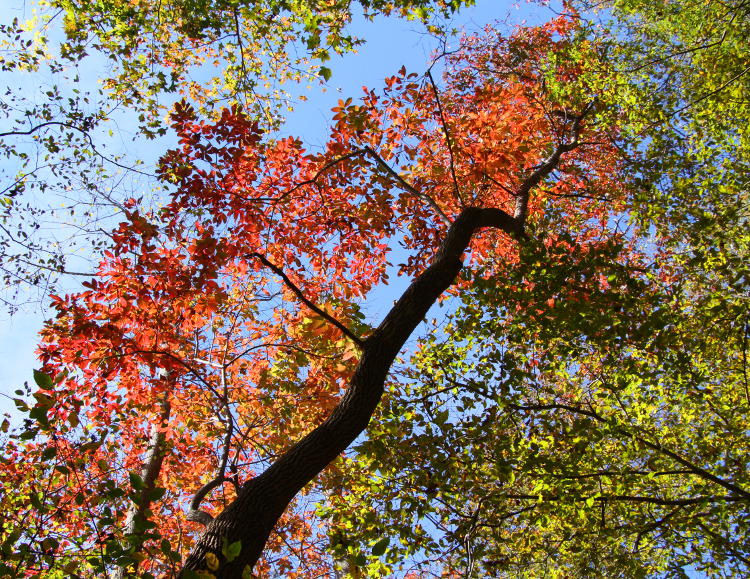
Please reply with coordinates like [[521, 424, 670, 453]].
[[206, 552, 220, 571]]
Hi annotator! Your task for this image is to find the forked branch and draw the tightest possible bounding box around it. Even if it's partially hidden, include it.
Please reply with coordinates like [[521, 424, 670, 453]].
[[513, 100, 595, 223], [363, 145, 452, 226]]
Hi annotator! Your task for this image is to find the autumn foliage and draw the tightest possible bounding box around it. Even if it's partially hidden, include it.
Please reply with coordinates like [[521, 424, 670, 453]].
[[2, 17, 635, 577]]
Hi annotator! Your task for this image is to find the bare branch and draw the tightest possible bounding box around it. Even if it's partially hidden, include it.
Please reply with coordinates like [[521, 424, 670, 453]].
[[426, 69, 463, 207], [249, 252, 364, 348], [362, 145, 452, 226]]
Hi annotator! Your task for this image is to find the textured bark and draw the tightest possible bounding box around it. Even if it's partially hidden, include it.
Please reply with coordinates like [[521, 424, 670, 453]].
[[114, 398, 171, 579], [180, 207, 522, 577]]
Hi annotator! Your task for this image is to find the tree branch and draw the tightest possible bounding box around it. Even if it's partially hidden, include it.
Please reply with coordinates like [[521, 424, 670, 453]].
[[181, 207, 522, 576], [513, 101, 595, 224], [275, 149, 368, 203], [507, 402, 750, 500], [362, 145, 452, 226], [271, 145, 452, 226], [501, 493, 745, 506], [248, 252, 364, 348], [188, 367, 236, 526], [665, 64, 750, 121], [426, 69, 463, 207], [0, 120, 155, 177], [113, 395, 171, 579]]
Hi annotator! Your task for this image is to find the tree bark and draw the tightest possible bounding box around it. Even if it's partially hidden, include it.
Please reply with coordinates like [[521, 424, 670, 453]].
[[114, 397, 171, 579], [180, 207, 522, 577]]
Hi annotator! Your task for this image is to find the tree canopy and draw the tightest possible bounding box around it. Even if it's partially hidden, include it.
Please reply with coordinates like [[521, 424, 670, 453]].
[[1, 0, 749, 577], [0, 0, 471, 308]]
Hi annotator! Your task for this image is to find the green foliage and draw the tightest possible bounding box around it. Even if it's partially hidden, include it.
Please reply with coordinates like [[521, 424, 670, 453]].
[[47, 0, 475, 128], [580, 0, 750, 234], [222, 537, 242, 562], [316, 3, 750, 576], [327, 216, 749, 575]]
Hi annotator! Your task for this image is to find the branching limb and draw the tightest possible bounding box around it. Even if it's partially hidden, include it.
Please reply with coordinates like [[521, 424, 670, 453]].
[[696, 521, 750, 566], [0, 120, 155, 177], [249, 252, 364, 348], [188, 368, 236, 526], [634, 506, 683, 552], [514, 100, 596, 224], [232, 7, 248, 109], [187, 476, 233, 526], [113, 395, 171, 579], [275, 149, 368, 203], [664, 64, 750, 122], [626, 29, 729, 74], [507, 402, 750, 500], [741, 316, 749, 404], [181, 206, 523, 576], [501, 493, 746, 506], [271, 145, 451, 225]]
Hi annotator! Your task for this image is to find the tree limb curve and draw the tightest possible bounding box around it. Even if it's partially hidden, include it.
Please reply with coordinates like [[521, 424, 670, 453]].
[[180, 207, 522, 576]]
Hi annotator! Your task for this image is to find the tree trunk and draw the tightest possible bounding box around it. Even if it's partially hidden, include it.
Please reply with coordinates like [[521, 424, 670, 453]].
[[114, 397, 171, 579], [180, 207, 522, 577]]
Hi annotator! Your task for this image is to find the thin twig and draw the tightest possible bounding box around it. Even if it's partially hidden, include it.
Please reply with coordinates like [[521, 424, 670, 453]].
[[249, 252, 363, 347], [742, 317, 749, 405], [1, 121, 154, 177], [362, 145, 452, 225], [501, 493, 744, 506], [626, 29, 729, 74], [426, 69, 463, 206], [666, 64, 750, 121], [274, 149, 368, 203], [187, 368, 236, 525], [232, 7, 249, 109]]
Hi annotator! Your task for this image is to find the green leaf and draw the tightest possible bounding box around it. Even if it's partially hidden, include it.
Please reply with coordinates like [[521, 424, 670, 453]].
[[148, 486, 167, 501], [33, 370, 53, 390], [353, 553, 367, 566], [29, 492, 45, 511], [371, 537, 389, 556], [129, 472, 145, 491], [222, 538, 242, 562], [29, 406, 49, 427]]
